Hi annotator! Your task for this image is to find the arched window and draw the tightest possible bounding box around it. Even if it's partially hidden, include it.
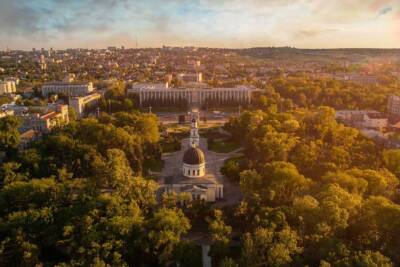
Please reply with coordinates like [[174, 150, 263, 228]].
[[187, 170, 190, 175], [197, 169, 200, 175], [192, 170, 195, 175]]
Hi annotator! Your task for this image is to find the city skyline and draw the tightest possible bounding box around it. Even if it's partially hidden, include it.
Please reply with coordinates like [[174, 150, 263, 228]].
[[0, 0, 399, 50]]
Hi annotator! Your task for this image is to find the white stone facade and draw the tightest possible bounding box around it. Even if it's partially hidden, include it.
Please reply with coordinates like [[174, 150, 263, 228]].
[[69, 93, 101, 117], [128, 83, 256, 106], [182, 162, 206, 178], [41, 82, 94, 97], [189, 119, 200, 147]]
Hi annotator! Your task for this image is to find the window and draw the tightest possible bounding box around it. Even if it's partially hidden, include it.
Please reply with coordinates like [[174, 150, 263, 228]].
[[192, 170, 195, 175], [197, 170, 200, 175], [187, 170, 190, 175]]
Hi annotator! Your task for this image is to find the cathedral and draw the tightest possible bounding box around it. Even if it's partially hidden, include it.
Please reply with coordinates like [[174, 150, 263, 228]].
[[161, 118, 223, 202]]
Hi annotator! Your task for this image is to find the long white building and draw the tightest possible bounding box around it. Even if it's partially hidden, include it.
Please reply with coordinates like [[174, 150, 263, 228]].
[[41, 81, 94, 97], [127, 83, 257, 106]]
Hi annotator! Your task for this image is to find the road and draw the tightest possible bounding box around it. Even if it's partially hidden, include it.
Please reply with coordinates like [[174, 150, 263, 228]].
[[155, 111, 238, 125]]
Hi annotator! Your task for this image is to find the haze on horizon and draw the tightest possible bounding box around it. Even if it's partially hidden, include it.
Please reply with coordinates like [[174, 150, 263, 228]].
[[0, 0, 399, 50]]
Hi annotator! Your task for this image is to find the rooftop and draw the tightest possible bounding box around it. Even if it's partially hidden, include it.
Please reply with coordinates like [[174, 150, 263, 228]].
[[164, 173, 219, 185], [43, 81, 92, 86], [183, 146, 205, 165]]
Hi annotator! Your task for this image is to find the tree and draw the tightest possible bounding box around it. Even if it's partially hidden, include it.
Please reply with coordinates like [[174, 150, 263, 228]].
[[221, 158, 241, 182], [239, 170, 262, 203], [345, 169, 399, 199], [333, 250, 393, 267], [0, 162, 27, 186], [101, 148, 134, 189], [350, 196, 400, 262], [0, 116, 20, 157], [219, 257, 238, 267], [290, 141, 321, 178], [241, 226, 302, 267], [249, 125, 299, 163], [0, 229, 41, 267], [316, 183, 361, 232], [114, 112, 160, 144], [321, 171, 368, 195], [383, 149, 400, 177], [260, 161, 311, 205], [68, 106, 77, 121], [147, 208, 191, 265], [104, 81, 126, 99], [208, 209, 232, 264]]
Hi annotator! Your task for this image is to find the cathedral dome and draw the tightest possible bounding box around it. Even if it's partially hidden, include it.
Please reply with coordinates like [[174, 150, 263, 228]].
[[183, 147, 205, 165]]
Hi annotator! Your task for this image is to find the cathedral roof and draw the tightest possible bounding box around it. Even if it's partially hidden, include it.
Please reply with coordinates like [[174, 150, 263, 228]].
[[183, 146, 205, 165], [164, 174, 218, 185]]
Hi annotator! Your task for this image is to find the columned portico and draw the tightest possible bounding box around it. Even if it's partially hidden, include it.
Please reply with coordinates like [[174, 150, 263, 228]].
[[127, 84, 259, 107]]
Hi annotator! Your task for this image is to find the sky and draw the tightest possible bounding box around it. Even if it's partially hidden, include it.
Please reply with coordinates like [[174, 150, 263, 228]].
[[0, 0, 399, 50]]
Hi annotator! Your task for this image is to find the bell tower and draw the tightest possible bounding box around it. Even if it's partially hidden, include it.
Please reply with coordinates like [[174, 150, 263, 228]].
[[189, 118, 200, 147]]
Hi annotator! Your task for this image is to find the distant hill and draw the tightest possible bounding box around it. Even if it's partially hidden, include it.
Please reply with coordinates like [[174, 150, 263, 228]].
[[237, 47, 400, 63]]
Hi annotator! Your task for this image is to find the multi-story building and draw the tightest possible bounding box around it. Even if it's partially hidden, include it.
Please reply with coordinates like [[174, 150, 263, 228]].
[[336, 110, 388, 129], [19, 105, 69, 133], [129, 83, 169, 91], [0, 80, 17, 94], [69, 93, 101, 117], [41, 81, 94, 97], [327, 73, 378, 85], [388, 95, 400, 123], [127, 83, 257, 107]]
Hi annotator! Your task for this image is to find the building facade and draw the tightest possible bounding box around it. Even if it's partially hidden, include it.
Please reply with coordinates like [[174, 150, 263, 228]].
[[19, 105, 69, 133], [388, 95, 400, 115], [41, 81, 94, 97], [161, 120, 223, 202], [189, 118, 200, 147], [69, 93, 101, 117], [0, 80, 16, 95], [128, 83, 256, 106], [336, 110, 388, 129]]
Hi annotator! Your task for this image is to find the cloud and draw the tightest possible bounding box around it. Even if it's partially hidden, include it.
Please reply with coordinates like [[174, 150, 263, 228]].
[[0, 0, 398, 49], [0, 0, 42, 35], [295, 28, 340, 38], [378, 6, 393, 16]]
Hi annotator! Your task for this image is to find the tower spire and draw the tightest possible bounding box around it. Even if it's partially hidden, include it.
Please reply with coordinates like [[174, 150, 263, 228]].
[[189, 117, 200, 147]]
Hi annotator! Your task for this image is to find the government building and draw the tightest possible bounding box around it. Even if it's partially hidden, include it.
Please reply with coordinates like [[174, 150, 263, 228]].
[[41, 81, 94, 97], [161, 118, 223, 202], [127, 83, 258, 107]]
